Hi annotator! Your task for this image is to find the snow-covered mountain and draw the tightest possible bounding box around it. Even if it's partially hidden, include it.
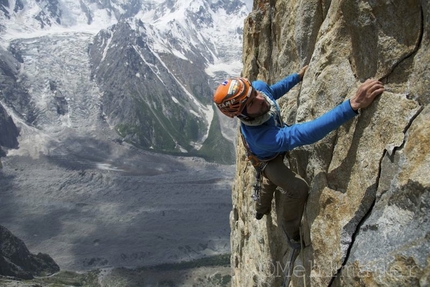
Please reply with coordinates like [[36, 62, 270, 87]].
[[0, 0, 248, 163]]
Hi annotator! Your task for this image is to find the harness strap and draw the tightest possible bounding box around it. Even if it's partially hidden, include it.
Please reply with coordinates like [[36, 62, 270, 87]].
[[240, 132, 279, 172], [240, 132, 279, 204]]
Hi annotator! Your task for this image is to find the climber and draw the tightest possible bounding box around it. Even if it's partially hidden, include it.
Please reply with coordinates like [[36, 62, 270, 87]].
[[213, 66, 384, 247]]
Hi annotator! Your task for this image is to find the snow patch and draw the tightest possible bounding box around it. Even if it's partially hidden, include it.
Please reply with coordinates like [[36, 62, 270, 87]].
[[96, 163, 125, 172]]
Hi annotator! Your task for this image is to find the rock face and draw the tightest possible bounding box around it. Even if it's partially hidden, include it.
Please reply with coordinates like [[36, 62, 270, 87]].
[[0, 225, 59, 279], [0, 47, 21, 159], [0, 104, 19, 157], [88, 20, 212, 154], [230, 0, 430, 286]]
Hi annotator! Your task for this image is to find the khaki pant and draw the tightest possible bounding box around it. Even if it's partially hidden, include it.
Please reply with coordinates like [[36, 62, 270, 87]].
[[256, 155, 309, 241]]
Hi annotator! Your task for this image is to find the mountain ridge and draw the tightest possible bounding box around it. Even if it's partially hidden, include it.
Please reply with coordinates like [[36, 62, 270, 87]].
[[0, 0, 248, 163]]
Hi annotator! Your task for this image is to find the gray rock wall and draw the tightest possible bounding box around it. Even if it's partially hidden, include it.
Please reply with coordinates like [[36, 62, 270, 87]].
[[231, 0, 430, 286], [0, 225, 59, 279], [0, 104, 19, 157], [0, 48, 21, 159]]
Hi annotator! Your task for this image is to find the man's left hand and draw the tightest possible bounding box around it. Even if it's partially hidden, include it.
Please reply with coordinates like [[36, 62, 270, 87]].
[[298, 65, 308, 81]]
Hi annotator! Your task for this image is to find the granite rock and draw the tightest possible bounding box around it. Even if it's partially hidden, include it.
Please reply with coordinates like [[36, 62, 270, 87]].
[[231, 0, 430, 286]]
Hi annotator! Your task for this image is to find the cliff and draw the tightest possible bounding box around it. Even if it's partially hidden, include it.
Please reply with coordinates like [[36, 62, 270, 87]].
[[0, 104, 19, 159], [230, 0, 430, 286], [0, 47, 23, 160], [0, 225, 59, 279]]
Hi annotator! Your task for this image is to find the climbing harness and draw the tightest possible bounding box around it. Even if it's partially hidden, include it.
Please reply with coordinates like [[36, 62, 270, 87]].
[[240, 131, 278, 204]]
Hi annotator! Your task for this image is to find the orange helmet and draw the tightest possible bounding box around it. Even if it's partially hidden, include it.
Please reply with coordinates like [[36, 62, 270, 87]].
[[213, 78, 253, 118]]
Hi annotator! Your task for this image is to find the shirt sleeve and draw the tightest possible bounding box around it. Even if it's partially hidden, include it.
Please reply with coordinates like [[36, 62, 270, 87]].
[[252, 73, 301, 100], [270, 73, 301, 100], [252, 100, 358, 154]]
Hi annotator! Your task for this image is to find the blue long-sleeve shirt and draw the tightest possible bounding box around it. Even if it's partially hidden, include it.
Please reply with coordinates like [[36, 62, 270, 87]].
[[240, 73, 358, 160]]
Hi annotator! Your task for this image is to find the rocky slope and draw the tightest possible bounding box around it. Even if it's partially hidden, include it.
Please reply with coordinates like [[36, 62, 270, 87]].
[[0, 47, 27, 159], [0, 225, 59, 279], [230, 0, 430, 286], [0, 105, 18, 157]]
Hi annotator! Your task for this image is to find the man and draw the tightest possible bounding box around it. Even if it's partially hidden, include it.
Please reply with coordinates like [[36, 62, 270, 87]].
[[213, 66, 384, 246]]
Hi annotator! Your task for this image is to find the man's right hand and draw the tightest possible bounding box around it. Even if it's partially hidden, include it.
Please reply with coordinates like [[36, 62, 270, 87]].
[[350, 79, 385, 111]]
